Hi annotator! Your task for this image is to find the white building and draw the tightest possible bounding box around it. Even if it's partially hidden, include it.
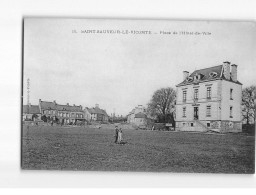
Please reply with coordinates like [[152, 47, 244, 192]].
[[175, 61, 242, 133], [127, 105, 147, 126]]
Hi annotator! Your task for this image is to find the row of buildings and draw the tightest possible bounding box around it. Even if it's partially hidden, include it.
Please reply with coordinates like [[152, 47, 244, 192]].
[[24, 61, 243, 132], [23, 100, 109, 124]]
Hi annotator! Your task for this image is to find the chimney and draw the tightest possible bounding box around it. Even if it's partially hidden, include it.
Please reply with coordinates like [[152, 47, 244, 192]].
[[53, 100, 56, 105], [28, 103, 31, 107], [183, 71, 189, 80], [231, 64, 238, 82], [67, 103, 69, 106], [73, 104, 76, 106], [80, 105, 82, 109], [39, 99, 41, 103], [95, 104, 99, 108], [223, 61, 231, 80]]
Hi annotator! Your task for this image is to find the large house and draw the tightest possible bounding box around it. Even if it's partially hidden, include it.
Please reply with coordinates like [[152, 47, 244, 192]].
[[175, 61, 242, 133], [23, 104, 41, 121], [39, 99, 85, 124], [84, 104, 109, 122]]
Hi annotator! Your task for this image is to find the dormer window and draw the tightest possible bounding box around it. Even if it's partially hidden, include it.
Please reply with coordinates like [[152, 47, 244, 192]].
[[209, 72, 218, 78], [186, 77, 193, 82], [194, 73, 204, 81]]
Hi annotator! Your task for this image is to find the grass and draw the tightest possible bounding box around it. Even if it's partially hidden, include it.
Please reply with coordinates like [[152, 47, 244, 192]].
[[21, 125, 255, 173]]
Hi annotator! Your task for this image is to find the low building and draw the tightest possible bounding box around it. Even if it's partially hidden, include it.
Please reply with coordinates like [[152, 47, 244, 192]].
[[134, 112, 147, 126], [175, 61, 242, 133], [23, 104, 41, 121], [84, 104, 109, 122], [127, 105, 147, 127], [39, 99, 85, 124]]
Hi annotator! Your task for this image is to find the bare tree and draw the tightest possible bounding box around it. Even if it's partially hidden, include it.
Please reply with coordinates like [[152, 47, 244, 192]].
[[147, 87, 176, 123], [242, 85, 256, 124]]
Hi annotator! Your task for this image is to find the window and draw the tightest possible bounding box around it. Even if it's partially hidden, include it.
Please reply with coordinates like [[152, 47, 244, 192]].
[[183, 90, 187, 102], [206, 105, 211, 117], [182, 107, 186, 117], [194, 89, 199, 100], [207, 123, 210, 127], [207, 87, 211, 99], [230, 89, 233, 100], [191, 123, 194, 127], [230, 106, 233, 118]]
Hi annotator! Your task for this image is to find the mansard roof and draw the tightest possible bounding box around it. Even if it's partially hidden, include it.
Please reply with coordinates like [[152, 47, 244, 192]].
[[176, 65, 242, 87]]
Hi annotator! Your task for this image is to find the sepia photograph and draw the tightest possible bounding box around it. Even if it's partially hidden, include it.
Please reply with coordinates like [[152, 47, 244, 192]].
[[22, 18, 255, 173]]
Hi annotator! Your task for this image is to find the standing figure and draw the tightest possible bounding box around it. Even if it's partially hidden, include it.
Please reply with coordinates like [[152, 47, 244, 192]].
[[117, 128, 123, 144], [114, 126, 118, 143]]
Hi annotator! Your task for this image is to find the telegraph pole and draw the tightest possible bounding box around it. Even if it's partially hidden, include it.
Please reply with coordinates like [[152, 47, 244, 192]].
[[27, 78, 30, 106]]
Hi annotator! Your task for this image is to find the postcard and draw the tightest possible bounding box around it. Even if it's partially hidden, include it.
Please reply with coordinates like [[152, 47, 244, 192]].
[[22, 18, 255, 173]]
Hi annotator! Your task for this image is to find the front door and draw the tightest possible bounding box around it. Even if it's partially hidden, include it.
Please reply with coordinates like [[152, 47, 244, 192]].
[[194, 107, 199, 120]]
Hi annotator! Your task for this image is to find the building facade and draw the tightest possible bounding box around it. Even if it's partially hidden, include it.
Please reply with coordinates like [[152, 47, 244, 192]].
[[175, 61, 242, 133], [127, 105, 147, 126], [23, 104, 41, 121], [84, 104, 109, 122], [39, 99, 85, 124]]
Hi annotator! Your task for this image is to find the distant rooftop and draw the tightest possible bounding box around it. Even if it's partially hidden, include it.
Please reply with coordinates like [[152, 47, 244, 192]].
[[39, 100, 83, 112]]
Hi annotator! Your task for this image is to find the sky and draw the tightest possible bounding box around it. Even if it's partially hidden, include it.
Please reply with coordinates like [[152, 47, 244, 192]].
[[23, 18, 256, 116]]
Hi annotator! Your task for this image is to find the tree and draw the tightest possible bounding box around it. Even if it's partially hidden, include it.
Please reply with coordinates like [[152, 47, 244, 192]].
[[147, 87, 176, 123], [242, 85, 256, 124], [41, 115, 47, 122], [32, 114, 38, 121]]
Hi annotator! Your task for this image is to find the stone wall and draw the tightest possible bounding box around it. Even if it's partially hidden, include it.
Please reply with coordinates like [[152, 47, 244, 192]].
[[176, 121, 207, 132], [176, 120, 242, 133], [220, 121, 242, 133]]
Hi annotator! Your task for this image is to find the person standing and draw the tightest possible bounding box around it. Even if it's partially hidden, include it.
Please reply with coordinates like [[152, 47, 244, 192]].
[[114, 126, 118, 143], [117, 128, 123, 144]]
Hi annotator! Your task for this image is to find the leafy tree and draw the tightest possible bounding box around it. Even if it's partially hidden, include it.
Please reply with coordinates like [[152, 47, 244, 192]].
[[32, 114, 38, 121], [242, 85, 256, 124], [41, 115, 47, 122], [147, 87, 176, 123]]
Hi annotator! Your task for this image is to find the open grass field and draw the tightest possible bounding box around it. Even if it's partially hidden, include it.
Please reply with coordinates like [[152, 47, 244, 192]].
[[21, 125, 255, 173]]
